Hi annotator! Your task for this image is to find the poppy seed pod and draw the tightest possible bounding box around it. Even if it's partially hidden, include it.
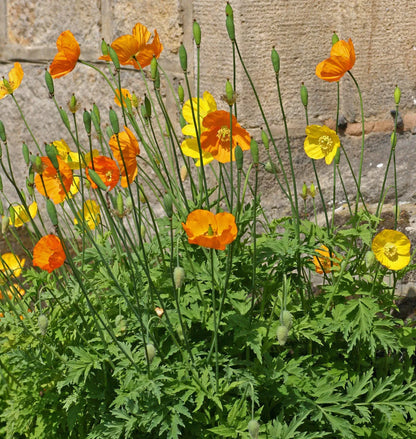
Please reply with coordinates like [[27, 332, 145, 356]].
[[235, 145, 243, 170], [109, 108, 119, 134], [144, 95, 152, 118], [226, 15, 235, 41], [116, 192, 124, 216], [0, 120, 7, 142], [301, 182, 308, 200], [22, 143, 30, 165], [178, 84, 184, 104], [276, 325, 289, 346], [225, 2, 233, 18], [309, 182, 316, 198], [69, 94, 79, 114], [180, 165, 188, 181], [8, 206, 15, 226], [271, 48, 280, 74], [394, 85, 401, 105], [145, 343, 156, 363], [101, 39, 108, 56], [250, 139, 259, 165], [44, 69, 54, 96], [300, 83, 308, 107], [261, 130, 269, 150], [26, 178, 34, 196], [193, 20, 201, 46], [173, 266, 185, 289], [150, 56, 158, 80], [225, 79, 234, 105], [264, 160, 277, 174], [45, 144, 59, 170], [83, 110, 91, 135], [163, 193, 173, 218], [247, 419, 260, 439], [46, 199, 58, 226], [179, 44, 187, 72]]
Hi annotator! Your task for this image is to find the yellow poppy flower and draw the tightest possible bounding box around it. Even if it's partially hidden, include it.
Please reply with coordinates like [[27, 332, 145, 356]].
[[8, 202, 37, 227], [53, 139, 98, 170], [74, 200, 101, 230], [66, 176, 80, 199], [304, 125, 340, 165], [371, 229, 411, 271], [0, 283, 25, 301], [0, 253, 25, 283], [0, 62, 24, 100], [181, 91, 217, 166]]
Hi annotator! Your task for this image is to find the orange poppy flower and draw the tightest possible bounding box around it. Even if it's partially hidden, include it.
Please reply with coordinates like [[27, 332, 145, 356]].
[[0, 62, 24, 100], [182, 209, 238, 250], [312, 245, 339, 274], [200, 110, 251, 163], [33, 234, 66, 273], [34, 157, 73, 204], [86, 156, 120, 190], [49, 30, 80, 79], [109, 127, 140, 188], [100, 22, 163, 69], [316, 39, 355, 82], [114, 88, 132, 107]]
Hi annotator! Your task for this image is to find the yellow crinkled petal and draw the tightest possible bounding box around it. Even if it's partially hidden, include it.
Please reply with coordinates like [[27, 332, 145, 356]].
[[181, 138, 214, 167]]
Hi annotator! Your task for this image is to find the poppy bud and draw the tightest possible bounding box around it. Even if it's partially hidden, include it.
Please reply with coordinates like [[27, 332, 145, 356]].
[[109, 46, 120, 70], [139, 185, 147, 203], [271, 48, 280, 74], [250, 139, 259, 165], [276, 325, 289, 346], [59, 107, 70, 130], [281, 310, 293, 329], [2, 78, 13, 94], [44, 69, 54, 97], [22, 143, 30, 165], [38, 314, 49, 335], [145, 343, 156, 363], [178, 84, 185, 104], [125, 196, 133, 209], [1, 215, 8, 234], [261, 130, 269, 150], [300, 83, 308, 107], [332, 32, 339, 45], [88, 169, 108, 191], [264, 160, 277, 174], [68, 94, 79, 114], [26, 178, 34, 196], [193, 20, 201, 46], [180, 165, 188, 182], [391, 132, 397, 148], [235, 145, 243, 170], [394, 85, 401, 106], [34, 156, 44, 174], [173, 266, 185, 289], [309, 182, 316, 198], [225, 2, 233, 18], [226, 15, 235, 41], [151, 56, 158, 81], [83, 110, 91, 135], [247, 419, 260, 439], [365, 250, 376, 269], [179, 44, 187, 72], [109, 108, 119, 134], [45, 144, 59, 170], [0, 120, 6, 142], [225, 79, 234, 105], [47, 199, 58, 226], [101, 39, 109, 56], [116, 192, 124, 216], [144, 95, 152, 118], [301, 182, 308, 200], [163, 193, 173, 218], [92, 103, 101, 125]]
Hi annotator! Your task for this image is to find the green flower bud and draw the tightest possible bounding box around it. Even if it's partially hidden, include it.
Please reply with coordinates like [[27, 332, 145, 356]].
[[106, 125, 113, 139], [34, 156, 44, 174], [225, 2, 233, 18], [150, 56, 158, 80], [68, 94, 79, 114], [144, 95, 152, 119], [109, 108, 119, 134], [271, 48, 280, 74], [193, 20, 201, 46], [130, 92, 139, 109], [145, 343, 156, 363], [26, 178, 34, 196], [22, 143, 30, 165], [125, 196, 133, 209], [226, 15, 235, 41], [1, 215, 8, 234], [0, 120, 6, 142], [45, 143, 59, 170], [250, 139, 259, 165], [163, 193, 173, 218], [334, 147, 341, 165], [179, 113, 187, 128], [178, 84, 185, 104], [281, 310, 293, 329], [116, 192, 124, 216], [38, 314, 49, 336], [88, 169, 107, 191], [365, 250, 376, 269], [173, 266, 185, 289], [301, 182, 308, 200], [309, 182, 316, 198], [261, 130, 269, 150], [109, 46, 120, 70], [179, 44, 187, 72], [300, 83, 308, 107], [276, 325, 289, 346], [180, 165, 188, 181], [46, 199, 58, 225], [394, 85, 401, 105], [225, 79, 234, 105], [332, 32, 339, 45], [264, 160, 277, 174], [235, 145, 243, 170], [59, 107, 70, 130], [391, 132, 397, 148], [101, 39, 109, 56], [247, 419, 260, 439], [8, 205, 15, 226], [83, 109, 91, 135], [44, 69, 54, 97], [92, 103, 101, 125]]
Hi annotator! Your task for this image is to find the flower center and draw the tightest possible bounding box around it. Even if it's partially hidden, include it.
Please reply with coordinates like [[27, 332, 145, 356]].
[[206, 224, 215, 237], [105, 171, 113, 182], [217, 126, 231, 144], [319, 135, 334, 154], [383, 242, 398, 260]]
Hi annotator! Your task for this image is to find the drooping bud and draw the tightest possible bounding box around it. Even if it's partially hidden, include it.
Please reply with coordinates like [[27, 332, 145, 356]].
[[101, 39, 109, 56], [250, 139, 259, 165], [150, 56, 158, 81], [38, 314, 49, 335], [271, 48, 280, 74], [179, 44, 187, 72], [394, 85, 401, 106], [109, 108, 119, 134], [332, 32, 339, 45], [44, 69, 54, 97], [173, 266, 185, 289], [261, 130, 269, 150], [247, 419, 260, 439], [0, 120, 6, 142], [300, 83, 308, 107], [88, 169, 108, 190], [109, 46, 120, 70], [178, 84, 185, 104], [281, 310, 293, 329], [163, 193, 173, 218], [22, 143, 30, 165], [276, 325, 289, 346], [235, 145, 243, 171], [125, 196, 133, 210], [193, 20, 201, 46], [46, 199, 58, 226], [145, 343, 156, 363]]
